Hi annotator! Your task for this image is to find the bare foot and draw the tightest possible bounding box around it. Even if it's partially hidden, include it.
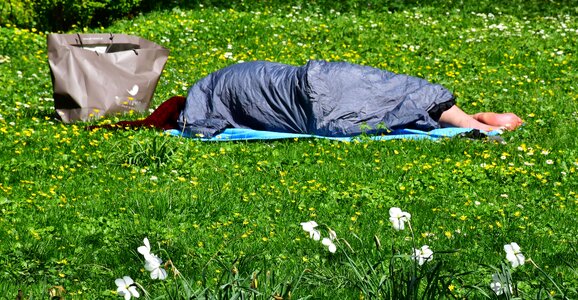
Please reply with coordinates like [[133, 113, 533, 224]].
[[473, 112, 523, 130], [439, 106, 502, 132]]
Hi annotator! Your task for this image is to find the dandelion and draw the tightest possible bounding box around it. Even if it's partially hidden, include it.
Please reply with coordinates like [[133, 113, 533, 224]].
[[389, 207, 411, 231], [412, 245, 433, 266], [300, 221, 321, 240], [115, 276, 140, 299], [322, 238, 337, 253], [504, 242, 525, 268], [490, 273, 512, 296]]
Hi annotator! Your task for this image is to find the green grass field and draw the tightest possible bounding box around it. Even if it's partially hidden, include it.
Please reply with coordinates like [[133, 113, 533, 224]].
[[1, 1, 577, 298]]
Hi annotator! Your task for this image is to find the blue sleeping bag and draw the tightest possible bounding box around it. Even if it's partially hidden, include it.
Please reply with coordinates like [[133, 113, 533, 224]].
[[178, 60, 455, 138]]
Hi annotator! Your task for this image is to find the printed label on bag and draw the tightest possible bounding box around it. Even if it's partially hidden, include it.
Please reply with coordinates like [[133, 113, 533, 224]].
[[80, 45, 107, 53], [127, 85, 139, 96], [117, 84, 145, 109]]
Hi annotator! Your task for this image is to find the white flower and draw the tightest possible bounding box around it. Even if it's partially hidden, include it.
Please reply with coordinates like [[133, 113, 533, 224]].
[[144, 254, 168, 280], [328, 228, 337, 241], [138, 237, 168, 280], [412, 245, 433, 266], [490, 273, 512, 296], [322, 237, 337, 253], [115, 276, 140, 299], [300, 221, 321, 241], [504, 242, 525, 268], [300, 221, 318, 232], [137, 238, 151, 257], [389, 207, 411, 231], [309, 228, 321, 241]]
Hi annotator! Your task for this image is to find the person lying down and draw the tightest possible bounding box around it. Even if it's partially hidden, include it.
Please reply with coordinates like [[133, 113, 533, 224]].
[[93, 60, 523, 137]]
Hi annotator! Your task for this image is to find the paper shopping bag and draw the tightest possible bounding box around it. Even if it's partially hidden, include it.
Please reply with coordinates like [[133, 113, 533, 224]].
[[47, 33, 170, 123]]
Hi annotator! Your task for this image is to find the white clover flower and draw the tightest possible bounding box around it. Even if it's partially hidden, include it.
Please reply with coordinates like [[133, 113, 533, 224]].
[[412, 245, 433, 266], [144, 254, 168, 280], [504, 242, 525, 268], [115, 276, 140, 299], [490, 273, 513, 296], [322, 237, 337, 253], [389, 207, 411, 231], [300, 221, 321, 241]]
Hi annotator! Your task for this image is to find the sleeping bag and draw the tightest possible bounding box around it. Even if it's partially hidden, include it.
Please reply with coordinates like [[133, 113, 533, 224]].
[[178, 60, 456, 138]]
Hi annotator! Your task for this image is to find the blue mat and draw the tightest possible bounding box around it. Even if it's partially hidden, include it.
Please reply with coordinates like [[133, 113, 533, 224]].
[[165, 127, 501, 142]]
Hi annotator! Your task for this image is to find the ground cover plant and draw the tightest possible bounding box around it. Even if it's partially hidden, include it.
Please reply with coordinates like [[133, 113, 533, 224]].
[[1, 0, 577, 298]]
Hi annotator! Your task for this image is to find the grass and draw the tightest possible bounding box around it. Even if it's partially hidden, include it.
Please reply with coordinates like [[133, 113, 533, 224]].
[[1, 0, 578, 298]]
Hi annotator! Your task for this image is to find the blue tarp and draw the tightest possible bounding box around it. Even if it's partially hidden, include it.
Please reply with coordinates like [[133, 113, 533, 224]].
[[166, 127, 501, 142]]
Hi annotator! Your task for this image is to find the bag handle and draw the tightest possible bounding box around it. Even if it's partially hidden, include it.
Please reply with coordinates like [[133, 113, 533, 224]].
[[75, 33, 84, 48], [105, 33, 114, 53], [74, 33, 109, 56], [74, 33, 139, 56]]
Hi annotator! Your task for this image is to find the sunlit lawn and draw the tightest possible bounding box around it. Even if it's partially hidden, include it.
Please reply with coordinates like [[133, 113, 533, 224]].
[[0, 1, 577, 298]]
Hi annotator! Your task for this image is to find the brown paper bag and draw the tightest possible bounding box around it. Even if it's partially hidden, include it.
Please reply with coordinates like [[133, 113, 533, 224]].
[[47, 33, 170, 123]]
